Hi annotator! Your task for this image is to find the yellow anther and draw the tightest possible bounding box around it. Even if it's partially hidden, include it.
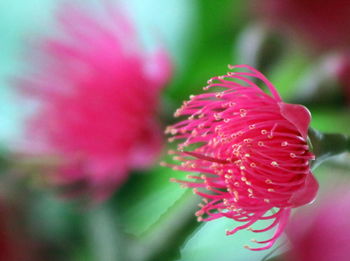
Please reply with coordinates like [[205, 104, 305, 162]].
[[271, 161, 279, 167]]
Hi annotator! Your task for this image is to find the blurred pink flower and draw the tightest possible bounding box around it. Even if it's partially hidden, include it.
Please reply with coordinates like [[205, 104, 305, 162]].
[[286, 188, 350, 261], [19, 3, 171, 200], [164, 65, 318, 250], [253, 0, 350, 52]]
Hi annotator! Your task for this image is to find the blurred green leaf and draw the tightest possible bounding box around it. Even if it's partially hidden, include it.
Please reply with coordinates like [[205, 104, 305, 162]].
[[116, 166, 187, 236], [310, 109, 350, 135], [177, 217, 281, 261], [132, 193, 201, 261], [0, 147, 11, 173], [29, 192, 83, 240], [165, 0, 247, 104], [267, 48, 311, 101], [85, 204, 125, 261]]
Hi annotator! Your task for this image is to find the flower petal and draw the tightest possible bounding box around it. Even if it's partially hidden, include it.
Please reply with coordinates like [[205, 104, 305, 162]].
[[289, 173, 319, 207], [279, 102, 311, 139]]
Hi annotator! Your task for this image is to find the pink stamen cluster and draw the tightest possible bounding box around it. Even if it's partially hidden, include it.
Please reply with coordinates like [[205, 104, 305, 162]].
[[18, 3, 171, 201], [163, 64, 318, 250]]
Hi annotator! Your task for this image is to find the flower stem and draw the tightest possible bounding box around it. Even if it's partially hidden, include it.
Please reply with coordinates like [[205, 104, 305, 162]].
[[308, 128, 350, 169]]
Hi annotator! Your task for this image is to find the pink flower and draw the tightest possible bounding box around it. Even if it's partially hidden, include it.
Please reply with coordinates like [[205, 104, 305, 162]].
[[286, 188, 350, 261], [163, 65, 318, 250], [19, 3, 171, 200], [253, 0, 350, 52]]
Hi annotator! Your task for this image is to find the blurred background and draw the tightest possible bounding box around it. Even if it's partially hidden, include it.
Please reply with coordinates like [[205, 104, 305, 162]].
[[1, 0, 350, 260]]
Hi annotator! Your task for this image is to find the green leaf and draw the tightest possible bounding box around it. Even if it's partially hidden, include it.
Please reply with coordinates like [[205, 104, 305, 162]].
[[133, 194, 201, 261], [115, 166, 187, 236], [178, 218, 282, 261], [310, 109, 350, 135], [267, 48, 311, 101], [0, 147, 11, 173], [165, 0, 247, 104]]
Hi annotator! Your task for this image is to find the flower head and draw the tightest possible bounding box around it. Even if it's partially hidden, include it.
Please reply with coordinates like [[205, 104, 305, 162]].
[[18, 3, 171, 201], [286, 187, 350, 261], [253, 0, 350, 52], [164, 65, 318, 250]]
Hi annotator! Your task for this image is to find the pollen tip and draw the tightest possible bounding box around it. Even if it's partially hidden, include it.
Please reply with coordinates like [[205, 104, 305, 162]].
[[264, 198, 270, 203], [271, 161, 279, 167], [265, 179, 272, 184]]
